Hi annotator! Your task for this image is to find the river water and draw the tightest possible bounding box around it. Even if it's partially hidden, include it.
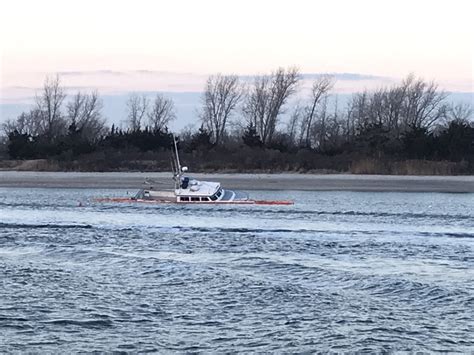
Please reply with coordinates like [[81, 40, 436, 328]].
[[1, 188, 473, 352]]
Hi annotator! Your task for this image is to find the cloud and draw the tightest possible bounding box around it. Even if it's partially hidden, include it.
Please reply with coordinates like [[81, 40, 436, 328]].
[[53, 69, 205, 78], [301, 72, 390, 81], [52, 70, 387, 82], [56, 70, 126, 76], [238, 72, 391, 84]]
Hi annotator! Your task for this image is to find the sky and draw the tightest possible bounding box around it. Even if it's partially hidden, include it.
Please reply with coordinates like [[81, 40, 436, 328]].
[[0, 0, 473, 129]]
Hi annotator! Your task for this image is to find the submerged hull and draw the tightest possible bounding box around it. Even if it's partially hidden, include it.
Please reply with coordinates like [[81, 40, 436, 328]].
[[95, 197, 293, 206], [96, 188, 293, 205], [133, 188, 259, 204]]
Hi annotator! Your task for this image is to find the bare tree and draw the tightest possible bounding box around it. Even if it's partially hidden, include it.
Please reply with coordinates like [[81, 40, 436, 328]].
[[126, 94, 148, 131], [66, 91, 106, 141], [200, 74, 242, 145], [380, 85, 406, 138], [243, 67, 300, 145], [304, 95, 329, 150], [400, 74, 448, 130], [67, 92, 86, 123], [318, 95, 329, 150], [300, 75, 334, 147], [287, 106, 302, 145], [2, 75, 66, 139], [179, 123, 197, 143], [147, 93, 176, 131], [307, 96, 345, 152], [323, 96, 347, 151], [2, 119, 17, 136], [35, 75, 67, 141], [2, 109, 43, 136], [3, 81, 107, 143], [447, 102, 473, 122], [345, 74, 448, 138]]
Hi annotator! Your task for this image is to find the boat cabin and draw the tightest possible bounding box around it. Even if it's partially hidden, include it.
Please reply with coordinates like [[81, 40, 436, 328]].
[[175, 177, 224, 202]]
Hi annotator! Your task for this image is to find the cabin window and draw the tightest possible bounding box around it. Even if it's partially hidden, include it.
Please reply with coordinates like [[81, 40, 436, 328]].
[[180, 197, 189, 202], [210, 194, 218, 201], [191, 197, 200, 202], [201, 197, 210, 202]]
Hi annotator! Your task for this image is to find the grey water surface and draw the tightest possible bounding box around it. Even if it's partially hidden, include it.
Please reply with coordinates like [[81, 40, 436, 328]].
[[1, 188, 473, 352]]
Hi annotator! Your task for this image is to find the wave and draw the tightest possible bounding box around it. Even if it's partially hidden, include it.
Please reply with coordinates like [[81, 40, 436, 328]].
[[0, 222, 93, 230], [418, 231, 474, 239], [171, 225, 474, 239], [212, 207, 473, 221], [2, 221, 471, 240], [42, 318, 113, 328], [0, 316, 29, 322]]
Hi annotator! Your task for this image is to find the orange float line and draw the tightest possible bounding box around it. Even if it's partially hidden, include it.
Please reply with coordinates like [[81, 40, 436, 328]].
[[94, 197, 294, 206]]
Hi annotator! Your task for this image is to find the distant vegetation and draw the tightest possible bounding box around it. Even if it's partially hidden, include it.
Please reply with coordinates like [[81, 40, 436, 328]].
[[1, 69, 473, 174]]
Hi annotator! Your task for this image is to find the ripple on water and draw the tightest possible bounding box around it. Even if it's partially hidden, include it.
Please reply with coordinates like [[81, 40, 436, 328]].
[[0, 188, 473, 352]]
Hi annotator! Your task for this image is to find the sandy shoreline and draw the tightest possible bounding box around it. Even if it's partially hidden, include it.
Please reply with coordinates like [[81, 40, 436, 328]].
[[1, 171, 473, 192]]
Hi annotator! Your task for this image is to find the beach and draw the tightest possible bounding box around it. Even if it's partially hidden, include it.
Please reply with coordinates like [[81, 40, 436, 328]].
[[1, 171, 473, 192]]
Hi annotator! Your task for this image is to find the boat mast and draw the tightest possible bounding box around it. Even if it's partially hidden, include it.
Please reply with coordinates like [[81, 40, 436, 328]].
[[172, 135, 182, 190], [173, 135, 182, 174]]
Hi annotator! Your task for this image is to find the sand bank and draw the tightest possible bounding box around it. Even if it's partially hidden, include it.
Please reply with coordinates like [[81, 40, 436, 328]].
[[1, 171, 473, 193]]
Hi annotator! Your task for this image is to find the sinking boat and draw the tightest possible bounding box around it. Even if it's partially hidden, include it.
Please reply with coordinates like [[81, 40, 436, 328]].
[[96, 137, 293, 206]]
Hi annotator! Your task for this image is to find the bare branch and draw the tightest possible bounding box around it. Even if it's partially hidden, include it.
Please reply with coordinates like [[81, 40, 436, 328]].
[[35, 74, 67, 141], [301, 74, 335, 147], [67, 90, 106, 141], [126, 94, 149, 131], [148, 93, 176, 132], [243, 67, 300, 145], [200, 74, 242, 145]]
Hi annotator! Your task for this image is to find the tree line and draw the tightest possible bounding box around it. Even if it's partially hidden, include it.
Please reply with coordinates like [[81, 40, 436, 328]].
[[2, 70, 473, 173]]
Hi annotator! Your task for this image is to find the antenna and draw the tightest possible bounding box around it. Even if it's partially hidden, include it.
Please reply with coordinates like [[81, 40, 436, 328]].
[[173, 135, 182, 174], [170, 156, 176, 176], [172, 134, 183, 189]]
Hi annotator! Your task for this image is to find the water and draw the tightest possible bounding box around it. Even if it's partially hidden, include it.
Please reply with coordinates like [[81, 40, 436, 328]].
[[1, 187, 473, 352]]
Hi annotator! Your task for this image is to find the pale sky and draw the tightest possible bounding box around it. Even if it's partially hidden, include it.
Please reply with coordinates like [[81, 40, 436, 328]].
[[0, 0, 473, 126]]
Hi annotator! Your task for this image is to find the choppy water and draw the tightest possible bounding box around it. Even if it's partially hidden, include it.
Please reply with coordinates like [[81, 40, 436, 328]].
[[1, 187, 473, 352]]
